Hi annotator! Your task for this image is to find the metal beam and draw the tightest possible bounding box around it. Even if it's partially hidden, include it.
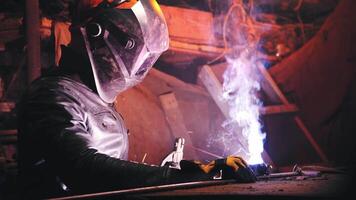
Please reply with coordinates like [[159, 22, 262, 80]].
[[25, 0, 41, 84]]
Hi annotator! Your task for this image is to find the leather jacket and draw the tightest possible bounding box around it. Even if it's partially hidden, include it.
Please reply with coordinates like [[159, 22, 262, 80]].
[[17, 75, 179, 198]]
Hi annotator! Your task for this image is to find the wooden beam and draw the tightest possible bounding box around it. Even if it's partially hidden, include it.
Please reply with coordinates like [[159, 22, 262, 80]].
[[169, 40, 225, 56], [25, 0, 41, 84], [149, 68, 209, 97], [260, 104, 298, 115], [161, 5, 216, 45], [159, 92, 197, 160], [198, 65, 229, 117], [257, 63, 290, 105], [160, 5, 228, 60]]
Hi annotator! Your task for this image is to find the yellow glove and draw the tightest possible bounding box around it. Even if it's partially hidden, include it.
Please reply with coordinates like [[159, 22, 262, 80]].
[[197, 156, 247, 173], [180, 156, 256, 183]]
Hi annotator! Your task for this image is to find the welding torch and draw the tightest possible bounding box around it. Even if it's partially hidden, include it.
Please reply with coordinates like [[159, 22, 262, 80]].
[[160, 137, 320, 180]]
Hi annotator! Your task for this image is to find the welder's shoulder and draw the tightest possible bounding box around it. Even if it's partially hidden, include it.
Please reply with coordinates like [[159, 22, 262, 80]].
[[22, 76, 83, 106]]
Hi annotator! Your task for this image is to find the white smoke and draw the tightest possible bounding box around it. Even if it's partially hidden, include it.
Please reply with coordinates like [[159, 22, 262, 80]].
[[210, 2, 266, 165], [222, 49, 266, 165]]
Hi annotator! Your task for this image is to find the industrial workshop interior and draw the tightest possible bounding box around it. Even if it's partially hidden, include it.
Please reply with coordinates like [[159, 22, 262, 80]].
[[0, 0, 355, 199]]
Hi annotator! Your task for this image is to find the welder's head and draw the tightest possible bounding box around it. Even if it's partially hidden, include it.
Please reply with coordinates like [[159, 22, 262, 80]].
[[76, 0, 169, 103]]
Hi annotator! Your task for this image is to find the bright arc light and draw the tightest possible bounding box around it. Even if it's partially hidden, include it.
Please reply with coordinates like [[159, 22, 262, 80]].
[[222, 50, 266, 165]]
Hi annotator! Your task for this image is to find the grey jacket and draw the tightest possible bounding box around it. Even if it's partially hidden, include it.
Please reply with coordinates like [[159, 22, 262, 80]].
[[17, 75, 177, 198]]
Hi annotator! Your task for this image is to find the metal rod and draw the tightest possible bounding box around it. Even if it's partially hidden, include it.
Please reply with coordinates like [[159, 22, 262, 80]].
[[48, 180, 236, 200], [48, 170, 309, 200], [257, 171, 299, 180], [193, 146, 223, 159], [25, 0, 41, 84]]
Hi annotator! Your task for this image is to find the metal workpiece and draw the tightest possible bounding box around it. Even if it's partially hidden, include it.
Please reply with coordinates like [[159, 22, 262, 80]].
[[249, 163, 272, 176], [256, 164, 321, 180]]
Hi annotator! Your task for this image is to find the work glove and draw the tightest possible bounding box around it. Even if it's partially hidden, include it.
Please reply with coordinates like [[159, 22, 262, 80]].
[[179, 156, 257, 183]]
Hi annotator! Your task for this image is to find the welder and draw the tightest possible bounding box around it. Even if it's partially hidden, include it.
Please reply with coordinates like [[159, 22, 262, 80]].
[[17, 0, 256, 198]]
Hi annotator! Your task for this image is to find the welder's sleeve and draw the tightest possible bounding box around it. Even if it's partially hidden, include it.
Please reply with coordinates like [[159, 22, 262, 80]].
[[18, 87, 196, 194]]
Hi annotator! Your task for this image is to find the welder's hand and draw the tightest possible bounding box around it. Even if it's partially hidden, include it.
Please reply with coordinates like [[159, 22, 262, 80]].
[[217, 156, 257, 183], [180, 156, 256, 183]]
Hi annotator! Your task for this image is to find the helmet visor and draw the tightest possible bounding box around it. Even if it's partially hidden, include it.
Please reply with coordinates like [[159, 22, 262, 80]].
[[82, 0, 169, 103]]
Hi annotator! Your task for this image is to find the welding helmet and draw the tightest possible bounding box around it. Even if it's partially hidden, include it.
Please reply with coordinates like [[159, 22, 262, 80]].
[[80, 0, 169, 103]]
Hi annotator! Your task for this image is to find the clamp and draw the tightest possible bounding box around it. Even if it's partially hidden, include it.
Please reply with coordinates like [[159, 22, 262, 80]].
[[160, 137, 185, 169]]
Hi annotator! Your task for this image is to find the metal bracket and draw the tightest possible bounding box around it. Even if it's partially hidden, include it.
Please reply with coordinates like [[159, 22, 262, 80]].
[[160, 137, 185, 169]]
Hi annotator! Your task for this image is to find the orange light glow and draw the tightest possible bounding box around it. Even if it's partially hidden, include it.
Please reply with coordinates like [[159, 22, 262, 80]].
[[85, 0, 138, 9], [117, 0, 138, 9], [149, 0, 165, 18]]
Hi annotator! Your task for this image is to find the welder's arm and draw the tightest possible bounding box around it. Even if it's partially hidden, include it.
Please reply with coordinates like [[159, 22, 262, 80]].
[[21, 90, 200, 193]]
